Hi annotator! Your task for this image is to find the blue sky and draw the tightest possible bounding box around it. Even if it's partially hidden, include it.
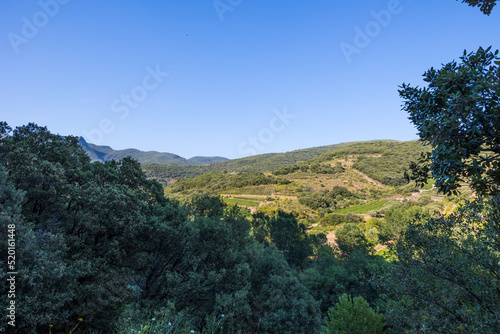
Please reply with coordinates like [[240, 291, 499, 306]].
[[1, 1, 499, 159]]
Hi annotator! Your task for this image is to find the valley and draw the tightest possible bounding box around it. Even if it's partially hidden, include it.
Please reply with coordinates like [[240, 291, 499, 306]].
[[155, 139, 466, 259]]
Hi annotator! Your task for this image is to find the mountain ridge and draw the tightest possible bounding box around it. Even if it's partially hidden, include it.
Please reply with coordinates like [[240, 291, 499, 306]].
[[78, 137, 228, 165]]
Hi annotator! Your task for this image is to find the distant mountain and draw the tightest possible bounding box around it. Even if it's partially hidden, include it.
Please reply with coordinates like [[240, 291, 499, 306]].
[[187, 156, 229, 164], [78, 137, 228, 165]]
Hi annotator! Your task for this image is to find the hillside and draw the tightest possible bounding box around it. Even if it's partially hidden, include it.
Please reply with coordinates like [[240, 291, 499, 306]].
[[143, 141, 391, 183], [163, 139, 448, 223], [164, 139, 434, 208], [163, 138, 455, 265], [313, 140, 431, 186], [78, 137, 228, 165]]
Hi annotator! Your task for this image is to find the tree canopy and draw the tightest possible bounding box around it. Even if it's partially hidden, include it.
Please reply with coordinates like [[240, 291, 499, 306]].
[[0, 122, 322, 333], [400, 47, 500, 196], [385, 197, 500, 332], [459, 0, 497, 14], [322, 294, 385, 334]]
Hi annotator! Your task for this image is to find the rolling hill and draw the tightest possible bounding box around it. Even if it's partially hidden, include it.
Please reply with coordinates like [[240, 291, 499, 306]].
[[162, 139, 444, 229], [142, 141, 393, 182]]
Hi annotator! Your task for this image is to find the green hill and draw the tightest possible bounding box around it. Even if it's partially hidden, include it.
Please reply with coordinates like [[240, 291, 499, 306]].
[[143, 141, 369, 183], [144, 140, 427, 186], [162, 140, 434, 219], [314, 140, 430, 186]]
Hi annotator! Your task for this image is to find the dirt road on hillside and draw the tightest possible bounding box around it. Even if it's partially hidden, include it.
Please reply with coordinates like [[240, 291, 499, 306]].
[[351, 169, 385, 188]]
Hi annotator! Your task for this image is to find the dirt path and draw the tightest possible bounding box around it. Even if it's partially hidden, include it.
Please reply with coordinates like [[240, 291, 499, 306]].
[[326, 230, 337, 246], [220, 194, 267, 199], [374, 244, 387, 252], [326, 229, 387, 253], [385, 187, 444, 202], [271, 194, 299, 200], [351, 169, 385, 188]]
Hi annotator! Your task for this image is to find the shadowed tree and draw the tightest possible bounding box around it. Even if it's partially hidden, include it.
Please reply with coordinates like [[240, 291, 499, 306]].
[[384, 197, 500, 333], [335, 223, 372, 257], [251, 211, 319, 268], [0, 122, 322, 333]]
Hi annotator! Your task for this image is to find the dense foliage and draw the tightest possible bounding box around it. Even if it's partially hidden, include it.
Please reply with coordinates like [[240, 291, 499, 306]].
[[383, 32, 500, 331], [378, 204, 429, 244], [298, 186, 356, 211], [0, 123, 323, 333], [78, 136, 227, 165], [315, 141, 399, 161], [384, 197, 500, 333], [273, 162, 344, 176], [401, 47, 500, 195], [165, 170, 290, 197], [143, 163, 211, 183], [352, 142, 429, 186]]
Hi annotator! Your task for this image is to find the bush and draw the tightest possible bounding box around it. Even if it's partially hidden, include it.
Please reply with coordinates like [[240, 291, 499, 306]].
[[335, 223, 372, 256], [366, 218, 381, 231], [322, 294, 385, 334], [320, 213, 344, 226], [367, 210, 383, 218], [344, 212, 363, 224], [367, 227, 380, 244]]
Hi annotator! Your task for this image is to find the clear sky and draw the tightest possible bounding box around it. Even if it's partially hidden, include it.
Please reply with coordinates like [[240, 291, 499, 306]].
[[1, 1, 499, 159]]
